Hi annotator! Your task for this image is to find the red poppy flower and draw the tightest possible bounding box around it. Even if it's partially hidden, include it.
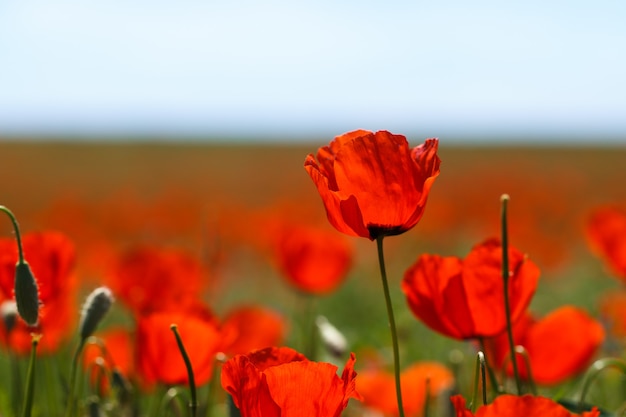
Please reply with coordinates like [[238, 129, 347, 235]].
[[451, 394, 599, 417], [220, 305, 287, 356], [221, 346, 361, 417], [485, 306, 605, 385], [357, 361, 454, 417], [401, 238, 540, 340], [304, 130, 440, 240], [274, 224, 353, 294], [106, 245, 206, 316], [586, 206, 626, 282], [0, 231, 77, 354], [135, 305, 222, 387]]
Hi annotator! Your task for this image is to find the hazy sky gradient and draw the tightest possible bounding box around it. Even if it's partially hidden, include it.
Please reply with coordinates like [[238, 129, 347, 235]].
[[1, 1, 625, 143]]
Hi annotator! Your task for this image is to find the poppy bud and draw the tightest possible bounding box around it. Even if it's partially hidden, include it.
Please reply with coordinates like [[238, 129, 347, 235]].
[[316, 315, 347, 358], [79, 287, 114, 341], [1, 300, 18, 334], [14, 261, 40, 326]]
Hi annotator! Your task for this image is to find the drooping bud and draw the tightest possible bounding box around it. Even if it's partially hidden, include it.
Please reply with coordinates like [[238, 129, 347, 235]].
[[79, 287, 114, 341], [316, 315, 347, 358], [14, 261, 40, 327], [1, 205, 40, 327]]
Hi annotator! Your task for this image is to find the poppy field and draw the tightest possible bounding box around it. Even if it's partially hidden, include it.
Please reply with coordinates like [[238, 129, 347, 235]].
[[1, 134, 626, 417]]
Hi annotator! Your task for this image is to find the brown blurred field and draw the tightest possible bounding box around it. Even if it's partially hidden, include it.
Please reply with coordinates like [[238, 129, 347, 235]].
[[2, 141, 626, 312]]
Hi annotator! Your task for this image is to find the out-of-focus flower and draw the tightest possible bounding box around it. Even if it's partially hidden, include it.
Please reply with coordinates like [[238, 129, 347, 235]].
[[106, 245, 206, 316], [220, 305, 286, 356], [586, 206, 626, 282], [451, 394, 599, 417], [136, 305, 221, 387], [221, 346, 361, 417], [305, 130, 440, 240], [357, 361, 454, 417], [0, 231, 77, 354], [485, 306, 605, 385], [402, 238, 540, 340], [274, 224, 353, 294]]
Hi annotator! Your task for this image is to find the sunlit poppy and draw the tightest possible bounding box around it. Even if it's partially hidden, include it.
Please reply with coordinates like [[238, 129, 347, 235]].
[[221, 346, 361, 417], [106, 245, 206, 316], [305, 130, 440, 240], [401, 238, 540, 340], [586, 205, 626, 282], [357, 361, 454, 416], [220, 305, 287, 356], [486, 306, 605, 385], [0, 231, 77, 354], [274, 224, 353, 294], [451, 393, 599, 417], [135, 305, 221, 387]]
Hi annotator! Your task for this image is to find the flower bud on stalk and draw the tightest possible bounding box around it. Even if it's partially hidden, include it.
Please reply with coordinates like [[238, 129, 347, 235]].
[[79, 287, 114, 341], [1, 206, 40, 327], [1, 300, 18, 335], [14, 261, 40, 327]]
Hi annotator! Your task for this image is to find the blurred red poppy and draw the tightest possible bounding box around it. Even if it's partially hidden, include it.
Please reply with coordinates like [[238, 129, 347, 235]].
[[220, 305, 287, 356], [485, 306, 605, 385], [106, 245, 206, 316], [357, 361, 454, 417], [0, 231, 77, 354], [401, 238, 540, 340], [451, 394, 599, 417], [305, 130, 440, 240], [221, 346, 361, 417], [274, 224, 353, 294], [136, 305, 221, 387], [586, 206, 626, 282]]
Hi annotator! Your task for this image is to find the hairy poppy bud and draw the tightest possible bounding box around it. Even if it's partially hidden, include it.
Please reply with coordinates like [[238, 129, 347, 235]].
[[1, 300, 18, 334], [316, 315, 347, 358], [79, 287, 114, 341], [14, 261, 40, 326]]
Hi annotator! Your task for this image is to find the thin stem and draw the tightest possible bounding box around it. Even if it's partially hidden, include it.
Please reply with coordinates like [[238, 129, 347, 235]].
[[66, 338, 86, 417], [376, 236, 405, 417], [578, 358, 626, 409], [500, 194, 522, 394], [470, 352, 487, 412], [0, 206, 24, 263], [478, 338, 502, 396], [171, 324, 198, 417], [21, 334, 40, 417]]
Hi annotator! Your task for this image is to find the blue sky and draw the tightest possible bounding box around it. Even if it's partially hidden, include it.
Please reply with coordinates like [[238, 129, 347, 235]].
[[1, 1, 625, 143]]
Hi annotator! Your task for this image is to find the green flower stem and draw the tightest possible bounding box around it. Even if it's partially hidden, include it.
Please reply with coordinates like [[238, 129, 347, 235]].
[[500, 194, 522, 395], [578, 358, 626, 409], [66, 338, 86, 417], [470, 351, 487, 412], [0, 206, 24, 263], [376, 236, 405, 417], [478, 338, 503, 396], [170, 324, 198, 417], [21, 334, 40, 417], [300, 293, 318, 360]]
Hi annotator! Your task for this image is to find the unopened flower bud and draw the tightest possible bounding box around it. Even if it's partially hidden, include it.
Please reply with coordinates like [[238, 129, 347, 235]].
[[14, 261, 40, 326], [79, 287, 114, 341], [1, 300, 18, 334], [316, 315, 347, 358]]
